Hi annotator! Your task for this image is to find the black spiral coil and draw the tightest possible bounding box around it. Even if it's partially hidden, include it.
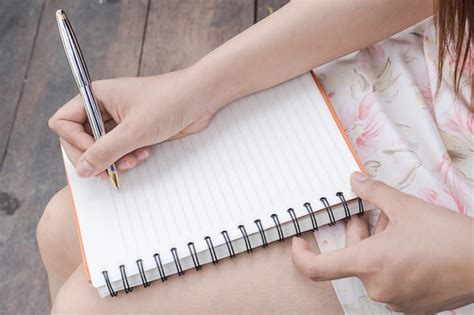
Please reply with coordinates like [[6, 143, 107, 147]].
[[205, 236, 219, 264], [171, 247, 185, 276], [254, 219, 268, 248], [119, 265, 133, 294], [238, 225, 253, 253], [271, 213, 285, 241], [221, 230, 236, 258], [153, 253, 167, 282], [101, 192, 364, 297], [187, 242, 202, 271], [320, 197, 336, 225]]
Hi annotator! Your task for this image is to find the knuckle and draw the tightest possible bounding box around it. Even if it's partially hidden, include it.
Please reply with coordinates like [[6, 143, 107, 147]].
[[90, 144, 113, 165], [367, 287, 391, 303], [367, 180, 385, 196], [304, 264, 324, 281], [356, 255, 383, 276], [48, 115, 59, 132]]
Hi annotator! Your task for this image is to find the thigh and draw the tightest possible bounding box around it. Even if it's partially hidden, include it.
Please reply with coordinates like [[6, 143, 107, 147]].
[[53, 232, 342, 314], [37, 186, 82, 299]]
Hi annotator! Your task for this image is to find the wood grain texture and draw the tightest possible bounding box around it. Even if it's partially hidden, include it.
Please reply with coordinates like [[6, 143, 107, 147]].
[[140, 0, 254, 75], [256, 0, 288, 21], [0, 0, 148, 313], [0, 0, 45, 167]]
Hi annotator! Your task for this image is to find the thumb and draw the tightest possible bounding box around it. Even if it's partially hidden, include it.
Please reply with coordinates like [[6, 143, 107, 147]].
[[76, 121, 142, 177], [292, 236, 365, 281], [350, 172, 406, 217]]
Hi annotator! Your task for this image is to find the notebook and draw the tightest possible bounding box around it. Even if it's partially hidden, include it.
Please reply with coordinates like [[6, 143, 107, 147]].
[[63, 71, 366, 297]]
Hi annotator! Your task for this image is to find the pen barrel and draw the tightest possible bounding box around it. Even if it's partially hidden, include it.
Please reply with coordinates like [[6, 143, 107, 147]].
[[79, 85, 117, 175], [56, 11, 91, 87], [79, 85, 106, 140]]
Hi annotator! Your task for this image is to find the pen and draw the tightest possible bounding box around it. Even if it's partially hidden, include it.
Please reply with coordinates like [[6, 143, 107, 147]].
[[56, 9, 120, 190]]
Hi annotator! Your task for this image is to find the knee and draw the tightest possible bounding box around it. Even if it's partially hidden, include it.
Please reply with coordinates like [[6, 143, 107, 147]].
[[37, 187, 72, 254]]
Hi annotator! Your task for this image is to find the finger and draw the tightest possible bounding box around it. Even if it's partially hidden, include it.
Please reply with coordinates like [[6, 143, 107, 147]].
[[61, 136, 144, 173], [116, 147, 151, 170], [85, 118, 116, 135], [292, 236, 364, 281], [374, 212, 389, 234], [345, 213, 369, 247], [132, 147, 151, 162], [168, 118, 212, 141], [76, 119, 144, 177], [350, 172, 407, 218]]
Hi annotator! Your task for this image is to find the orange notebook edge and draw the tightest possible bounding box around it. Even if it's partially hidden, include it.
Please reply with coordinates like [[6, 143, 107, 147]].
[[61, 151, 92, 282], [310, 70, 367, 176]]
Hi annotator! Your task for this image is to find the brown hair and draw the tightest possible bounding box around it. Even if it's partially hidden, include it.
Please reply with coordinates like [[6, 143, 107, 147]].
[[435, 0, 473, 94]]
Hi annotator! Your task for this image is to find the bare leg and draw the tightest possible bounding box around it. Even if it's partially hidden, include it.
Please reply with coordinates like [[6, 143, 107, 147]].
[[42, 187, 342, 314], [37, 187, 82, 301]]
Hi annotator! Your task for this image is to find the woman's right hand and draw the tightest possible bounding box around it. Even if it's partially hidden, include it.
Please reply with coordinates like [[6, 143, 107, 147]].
[[49, 67, 219, 178]]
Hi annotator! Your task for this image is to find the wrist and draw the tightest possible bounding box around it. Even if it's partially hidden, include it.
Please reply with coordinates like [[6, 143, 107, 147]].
[[187, 57, 243, 113]]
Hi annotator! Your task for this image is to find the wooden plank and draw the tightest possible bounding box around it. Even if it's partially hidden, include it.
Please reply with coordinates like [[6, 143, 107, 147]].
[[0, 0, 45, 167], [140, 0, 254, 75], [0, 0, 148, 313], [256, 0, 288, 22]]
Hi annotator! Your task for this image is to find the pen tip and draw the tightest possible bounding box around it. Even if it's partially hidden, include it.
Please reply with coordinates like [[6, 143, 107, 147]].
[[56, 9, 66, 20], [109, 172, 120, 190]]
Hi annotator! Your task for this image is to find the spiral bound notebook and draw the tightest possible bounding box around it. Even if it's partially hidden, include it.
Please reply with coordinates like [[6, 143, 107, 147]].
[[63, 71, 366, 297]]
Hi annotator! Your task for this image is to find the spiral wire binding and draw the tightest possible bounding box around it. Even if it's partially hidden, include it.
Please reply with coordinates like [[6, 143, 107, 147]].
[[103, 193, 364, 296], [102, 270, 117, 297], [221, 230, 236, 258], [358, 198, 364, 215], [336, 192, 351, 220], [320, 197, 336, 225], [303, 202, 318, 231], [137, 259, 151, 287], [187, 242, 202, 271], [153, 253, 167, 282], [119, 265, 133, 294], [171, 248, 185, 276], [287, 208, 302, 236], [271, 213, 285, 241], [205, 236, 219, 264], [238, 225, 253, 253], [254, 219, 268, 248]]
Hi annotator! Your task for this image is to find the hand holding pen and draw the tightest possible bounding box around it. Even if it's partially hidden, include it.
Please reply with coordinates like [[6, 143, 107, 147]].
[[56, 9, 120, 189], [50, 10, 217, 186]]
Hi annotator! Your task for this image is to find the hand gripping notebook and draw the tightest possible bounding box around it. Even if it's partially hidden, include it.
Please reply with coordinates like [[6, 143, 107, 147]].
[[63, 71, 366, 297]]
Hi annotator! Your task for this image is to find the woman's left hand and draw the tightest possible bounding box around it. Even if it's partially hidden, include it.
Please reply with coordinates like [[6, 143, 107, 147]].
[[292, 172, 474, 313]]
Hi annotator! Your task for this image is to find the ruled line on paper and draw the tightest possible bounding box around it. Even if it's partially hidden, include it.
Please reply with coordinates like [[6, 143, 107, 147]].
[[66, 72, 361, 288]]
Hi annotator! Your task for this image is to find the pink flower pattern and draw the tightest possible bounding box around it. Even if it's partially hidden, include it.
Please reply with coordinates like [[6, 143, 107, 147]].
[[314, 17, 473, 314], [349, 93, 383, 150]]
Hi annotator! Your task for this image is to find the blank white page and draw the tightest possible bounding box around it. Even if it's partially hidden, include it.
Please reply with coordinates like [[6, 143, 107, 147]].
[[64, 72, 362, 291]]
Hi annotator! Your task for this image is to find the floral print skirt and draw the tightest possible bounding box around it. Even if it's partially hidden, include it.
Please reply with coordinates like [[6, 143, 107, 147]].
[[313, 17, 473, 314]]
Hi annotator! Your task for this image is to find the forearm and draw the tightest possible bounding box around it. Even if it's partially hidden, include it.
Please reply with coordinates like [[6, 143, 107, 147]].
[[191, 0, 432, 109]]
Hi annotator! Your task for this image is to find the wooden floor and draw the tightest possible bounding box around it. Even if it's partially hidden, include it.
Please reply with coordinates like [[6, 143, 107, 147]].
[[0, 0, 287, 313]]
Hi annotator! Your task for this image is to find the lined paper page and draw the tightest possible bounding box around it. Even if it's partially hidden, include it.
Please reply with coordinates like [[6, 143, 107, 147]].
[[64, 72, 362, 289]]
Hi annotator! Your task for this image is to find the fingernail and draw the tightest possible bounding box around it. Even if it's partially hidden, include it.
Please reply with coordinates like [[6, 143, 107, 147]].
[[118, 159, 136, 170], [77, 160, 94, 177], [352, 171, 369, 182], [136, 149, 150, 161]]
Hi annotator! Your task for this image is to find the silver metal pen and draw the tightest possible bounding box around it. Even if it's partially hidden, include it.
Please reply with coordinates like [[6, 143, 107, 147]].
[[56, 9, 120, 189]]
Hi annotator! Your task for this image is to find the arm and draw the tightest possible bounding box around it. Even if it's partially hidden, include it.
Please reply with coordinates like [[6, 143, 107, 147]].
[[193, 0, 433, 111], [50, 0, 432, 176]]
